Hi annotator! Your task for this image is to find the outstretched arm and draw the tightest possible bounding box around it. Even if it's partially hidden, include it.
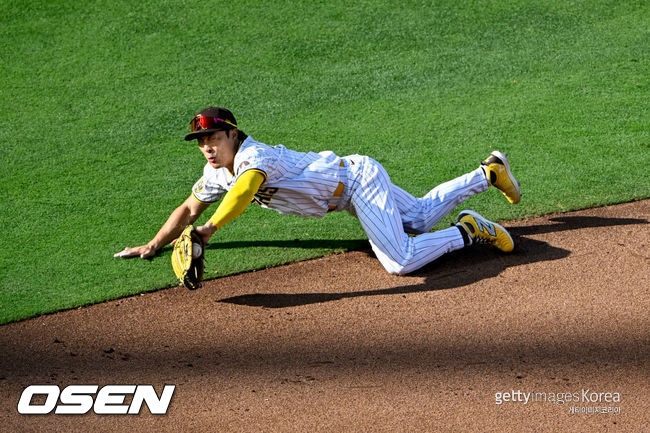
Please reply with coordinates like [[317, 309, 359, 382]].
[[194, 170, 266, 242], [114, 195, 211, 259]]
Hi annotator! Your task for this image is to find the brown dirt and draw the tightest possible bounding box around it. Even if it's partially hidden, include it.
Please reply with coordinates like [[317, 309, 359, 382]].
[[1, 200, 648, 432]]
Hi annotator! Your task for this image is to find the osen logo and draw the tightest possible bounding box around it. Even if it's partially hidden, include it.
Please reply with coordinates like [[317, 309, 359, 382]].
[[17, 384, 175, 415]]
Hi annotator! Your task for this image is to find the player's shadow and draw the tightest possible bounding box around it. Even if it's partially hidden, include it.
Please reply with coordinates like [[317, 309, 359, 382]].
[[218, 215, 647, 308], [509, 215, 646, 236], [206, 239, 369, 251]]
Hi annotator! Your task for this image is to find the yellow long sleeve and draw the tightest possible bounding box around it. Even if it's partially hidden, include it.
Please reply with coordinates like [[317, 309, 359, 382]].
[[208, 170, 266, 230]]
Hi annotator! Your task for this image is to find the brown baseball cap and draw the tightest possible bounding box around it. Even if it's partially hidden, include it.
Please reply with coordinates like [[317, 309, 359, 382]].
[[184, 107, 239, 141]]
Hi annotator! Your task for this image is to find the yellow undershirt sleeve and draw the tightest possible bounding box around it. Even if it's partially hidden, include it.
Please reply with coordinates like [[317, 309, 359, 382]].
[[208, 170, 266, 230]]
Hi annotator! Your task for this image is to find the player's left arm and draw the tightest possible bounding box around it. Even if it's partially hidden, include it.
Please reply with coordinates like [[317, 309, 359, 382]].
[[195, 169, 266, 242]]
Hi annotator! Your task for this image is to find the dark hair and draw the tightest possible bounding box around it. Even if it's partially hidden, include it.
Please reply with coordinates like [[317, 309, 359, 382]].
[[236, 128, 248, 143], [223, 126, 248, 143]]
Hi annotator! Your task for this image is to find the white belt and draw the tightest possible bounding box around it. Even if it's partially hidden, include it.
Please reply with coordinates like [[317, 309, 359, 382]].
[[327, 159, 346, 212]]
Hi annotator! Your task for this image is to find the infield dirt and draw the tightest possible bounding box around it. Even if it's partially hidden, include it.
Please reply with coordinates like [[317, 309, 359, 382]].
[[1, 200, 648, 432]]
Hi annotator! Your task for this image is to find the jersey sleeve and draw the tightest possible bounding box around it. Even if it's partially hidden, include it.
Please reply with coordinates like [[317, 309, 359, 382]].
[[191, 166, 228, 203], [233, 143, 276, 184]]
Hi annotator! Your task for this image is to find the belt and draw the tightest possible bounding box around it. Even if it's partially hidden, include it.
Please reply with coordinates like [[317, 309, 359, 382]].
[[327, 160, 346, 212]]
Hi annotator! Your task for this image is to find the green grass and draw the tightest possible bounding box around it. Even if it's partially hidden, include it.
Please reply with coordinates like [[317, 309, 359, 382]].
[[1, 0, 648, 324]]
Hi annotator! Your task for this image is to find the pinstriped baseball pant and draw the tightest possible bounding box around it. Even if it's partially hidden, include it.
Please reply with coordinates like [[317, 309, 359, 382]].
[[341, 155, 488, 275]]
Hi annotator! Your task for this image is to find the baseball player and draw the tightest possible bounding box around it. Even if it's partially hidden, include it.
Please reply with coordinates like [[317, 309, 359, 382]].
[[115, 107, 520, 275]]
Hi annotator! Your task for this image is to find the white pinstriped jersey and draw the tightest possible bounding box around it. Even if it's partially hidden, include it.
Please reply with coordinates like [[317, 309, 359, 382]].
[[192, 136, 344, 218]]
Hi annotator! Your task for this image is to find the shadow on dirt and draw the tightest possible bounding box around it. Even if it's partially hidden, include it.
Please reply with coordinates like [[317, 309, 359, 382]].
[[510, 215, 648, 236], [218, 215, 647, 308]]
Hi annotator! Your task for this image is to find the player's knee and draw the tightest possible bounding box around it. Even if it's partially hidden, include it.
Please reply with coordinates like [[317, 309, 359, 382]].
[[380, 257, 411, 275], [370, 238, 412, 275], [389, 266, 409, 275]]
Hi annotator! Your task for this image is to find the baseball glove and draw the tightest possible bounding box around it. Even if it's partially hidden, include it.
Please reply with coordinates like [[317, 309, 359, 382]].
[[171, 225, 205, 290]]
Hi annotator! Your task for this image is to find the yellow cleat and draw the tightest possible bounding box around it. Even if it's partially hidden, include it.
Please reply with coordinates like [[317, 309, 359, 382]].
[[481, 151, 521, 204], [456, 210, 514, 253]]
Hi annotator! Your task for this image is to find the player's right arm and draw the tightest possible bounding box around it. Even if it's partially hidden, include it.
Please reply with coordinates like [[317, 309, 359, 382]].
[[194, 170, 266, 243], [114, 195, 211, 259]]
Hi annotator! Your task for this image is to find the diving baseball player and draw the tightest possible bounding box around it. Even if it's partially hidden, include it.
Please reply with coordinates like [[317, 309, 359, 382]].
[[115, 107, 521, 275]]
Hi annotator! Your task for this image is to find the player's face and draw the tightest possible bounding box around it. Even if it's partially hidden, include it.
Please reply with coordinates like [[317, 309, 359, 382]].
[[197, 130, 238, 172]]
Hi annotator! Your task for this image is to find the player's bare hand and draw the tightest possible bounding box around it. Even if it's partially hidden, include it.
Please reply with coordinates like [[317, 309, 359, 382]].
[[113, 245, 156, 259], [195, 222, 217, 244]]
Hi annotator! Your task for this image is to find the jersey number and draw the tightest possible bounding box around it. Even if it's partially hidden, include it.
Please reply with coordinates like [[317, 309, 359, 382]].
[[253, 187, 279, 206]]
